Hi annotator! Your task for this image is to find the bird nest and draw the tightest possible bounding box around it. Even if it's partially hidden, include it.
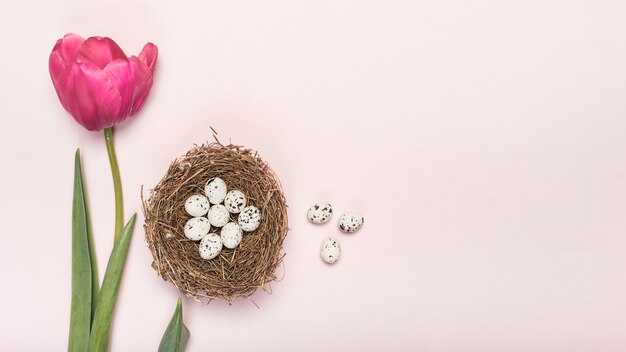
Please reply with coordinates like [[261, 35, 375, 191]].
[[142, 140, 288, 303]]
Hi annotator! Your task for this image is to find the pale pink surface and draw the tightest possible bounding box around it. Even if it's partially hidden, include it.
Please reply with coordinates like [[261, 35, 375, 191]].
[[1, 1, 626, 351]]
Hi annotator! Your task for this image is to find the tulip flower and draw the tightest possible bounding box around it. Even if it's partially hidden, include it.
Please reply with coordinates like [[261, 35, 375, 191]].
[[49, 33, 158, 131], [49, 33, 158, 240], [49, 34, 165, 351]]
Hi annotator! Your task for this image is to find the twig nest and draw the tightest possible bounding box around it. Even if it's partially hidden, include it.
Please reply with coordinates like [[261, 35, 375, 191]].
[[143, 142, 288, 303]]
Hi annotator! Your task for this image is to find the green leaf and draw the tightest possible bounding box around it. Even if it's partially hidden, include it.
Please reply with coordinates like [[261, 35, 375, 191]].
[[68, 149, 93, 352], [88, 214, 137, 352], [158, 298, 190, 352], [80, 156, 100, 324]]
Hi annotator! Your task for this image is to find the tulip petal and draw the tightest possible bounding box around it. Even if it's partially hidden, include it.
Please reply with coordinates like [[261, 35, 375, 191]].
[[128, 56, 155, 116], [53, 33, 85, 65], [49, 51, 65, 85], [78, 37, 128, 70], [50, 34, 85, 119], [138, 43, 158, 72], [66, 63, 122, 131], [50, 51, 73, 112], [103, 59, 134, 119]]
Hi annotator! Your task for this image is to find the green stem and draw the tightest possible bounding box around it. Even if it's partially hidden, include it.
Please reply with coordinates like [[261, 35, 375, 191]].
[[104, 127, 124, 242]]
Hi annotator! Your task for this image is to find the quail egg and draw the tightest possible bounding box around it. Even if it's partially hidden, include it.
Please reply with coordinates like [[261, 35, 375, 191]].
[[183, 217, 211, 241], [220, 222, 243, 249], [224, 189, 247, 214], [204, 177, 228, 204], [199, 233, 222, 260], [184, 194, 210, 217], [238, 206, 261, 232], [320, 237, 341, 264], [207, 204, 230, 228], [338, 212, 364, 233], [307, 202, 333, 224]]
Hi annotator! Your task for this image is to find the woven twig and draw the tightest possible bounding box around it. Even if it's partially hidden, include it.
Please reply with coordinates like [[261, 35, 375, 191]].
[[142, 141, 288, 303]]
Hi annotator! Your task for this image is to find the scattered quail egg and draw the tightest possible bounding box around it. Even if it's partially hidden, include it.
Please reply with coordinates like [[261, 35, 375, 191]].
[[307, 202, 333, 224], [220, 222, 243, 249], [238, 206, 261, 232], [183, 217, 211, 241], [338, 212, 364, 233], [320, 237, 341, 264], [207, 204, 230, 228], [224, 189, 247, 214], [199, 233, 222, 260], [204, 177, 228, 204], [184, 194, 210, 217]]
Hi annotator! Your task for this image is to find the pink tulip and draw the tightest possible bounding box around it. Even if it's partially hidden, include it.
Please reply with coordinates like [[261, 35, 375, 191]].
[[49, 33, 158, 131]]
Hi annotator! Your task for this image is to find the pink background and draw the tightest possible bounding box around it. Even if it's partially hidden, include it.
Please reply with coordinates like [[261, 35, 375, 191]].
[[1, 0, 626, 351]]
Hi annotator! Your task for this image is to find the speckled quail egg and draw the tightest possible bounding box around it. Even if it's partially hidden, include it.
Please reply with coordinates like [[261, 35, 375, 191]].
[[238, 206, 261, 232], [338, 212, 364, 233], [183, 217, 211, 241], [199, 233, 222, 260], [307, 202, 333, 224], [184, 194, 210, 217], [320, 237, 341, 264], [224, 190, 247, 214], [207, 204, 230, 228], [204, 177, 228, 204], [220, 222, 243, 249]]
